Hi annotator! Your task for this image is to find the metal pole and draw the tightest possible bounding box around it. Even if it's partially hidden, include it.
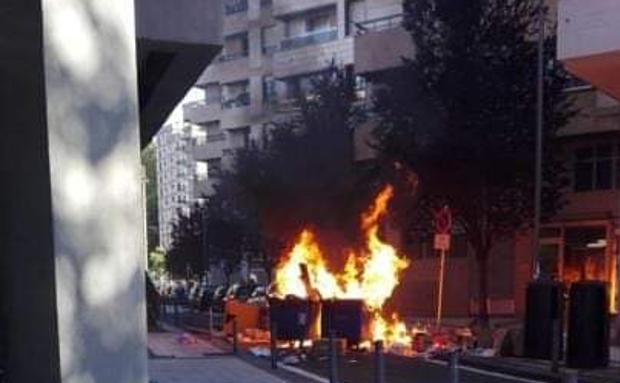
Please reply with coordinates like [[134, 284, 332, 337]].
[[329, 330, 339, 383], [232, 317, 238, 354], [174, 298, 179, 326], [270, 321, 278, 369], [374, 340, 385, 383], [436, 249, 447, 328], [209, 307, 214, 336], [551, 318, 560, 373], [532, 0, 545, 279], [449, 352, 460, 383]]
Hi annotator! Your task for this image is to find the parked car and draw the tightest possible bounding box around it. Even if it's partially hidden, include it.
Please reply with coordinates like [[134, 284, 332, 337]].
[[247, 286, 267, 305], [198, 285, 217, 311], [210, 285, 228, 313], [224, 283, 257, 302]]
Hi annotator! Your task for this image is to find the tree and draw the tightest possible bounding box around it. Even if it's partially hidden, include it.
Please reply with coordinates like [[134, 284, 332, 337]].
[[373, 0, 575, 322], [218, 65, 371, 264], [167, 205, 204, 278]]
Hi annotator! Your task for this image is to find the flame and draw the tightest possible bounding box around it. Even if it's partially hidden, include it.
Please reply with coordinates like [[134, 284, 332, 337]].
[[273, 185, 412, 347]]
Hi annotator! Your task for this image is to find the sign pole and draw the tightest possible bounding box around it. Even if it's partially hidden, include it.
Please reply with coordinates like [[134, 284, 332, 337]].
[[436, 248, 447, 328], [433, 206, 452, 329]]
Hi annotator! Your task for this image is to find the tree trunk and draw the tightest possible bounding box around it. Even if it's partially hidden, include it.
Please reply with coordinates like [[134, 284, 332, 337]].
[[476, 249, 490, 326]]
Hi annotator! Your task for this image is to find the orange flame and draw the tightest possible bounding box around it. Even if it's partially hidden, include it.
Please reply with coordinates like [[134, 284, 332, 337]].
[[273, 185, 412, 347]]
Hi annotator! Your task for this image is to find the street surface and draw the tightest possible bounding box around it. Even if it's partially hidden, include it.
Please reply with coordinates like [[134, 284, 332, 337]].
[[151, 311, 557, 383]]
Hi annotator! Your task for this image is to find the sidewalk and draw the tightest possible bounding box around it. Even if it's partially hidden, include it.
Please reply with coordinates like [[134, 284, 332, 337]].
[[149, 358, 290, 383], [147, 324, 293, 383]]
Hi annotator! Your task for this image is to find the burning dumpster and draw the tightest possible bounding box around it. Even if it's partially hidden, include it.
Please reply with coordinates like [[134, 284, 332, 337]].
[[269, 296, 321, 341], [321, 299, 365, 345]]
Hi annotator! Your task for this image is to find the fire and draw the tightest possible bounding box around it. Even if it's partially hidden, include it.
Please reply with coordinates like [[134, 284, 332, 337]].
[[273, 185, 412, 347]]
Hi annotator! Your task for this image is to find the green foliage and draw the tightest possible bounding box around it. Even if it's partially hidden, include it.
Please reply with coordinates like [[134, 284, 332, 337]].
[[373, 0, 575, 320], [217, 65, 372, 266], [148, 247, 167, 276]]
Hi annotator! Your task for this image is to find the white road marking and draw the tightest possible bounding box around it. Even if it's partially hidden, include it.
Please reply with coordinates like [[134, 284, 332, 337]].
[[424, 358, 547, 383]]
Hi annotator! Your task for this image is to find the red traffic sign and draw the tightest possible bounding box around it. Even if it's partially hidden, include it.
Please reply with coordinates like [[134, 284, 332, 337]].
[[434, 206, 452, 235], [434, 234, 451, 251]]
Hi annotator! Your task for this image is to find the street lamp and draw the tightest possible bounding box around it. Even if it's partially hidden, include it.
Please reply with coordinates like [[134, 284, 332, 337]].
[[532, 0, 545, 279]]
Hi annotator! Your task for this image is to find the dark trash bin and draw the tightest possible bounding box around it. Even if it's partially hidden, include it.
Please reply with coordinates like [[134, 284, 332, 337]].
[[567, 281, 609, 369], [269, 296, 320, 341], [321, 299, 365, 345], [524, 281, 563, 359]]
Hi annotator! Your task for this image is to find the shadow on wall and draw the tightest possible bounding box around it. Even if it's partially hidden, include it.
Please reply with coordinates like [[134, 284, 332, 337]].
[[44, 0, 147, 382]]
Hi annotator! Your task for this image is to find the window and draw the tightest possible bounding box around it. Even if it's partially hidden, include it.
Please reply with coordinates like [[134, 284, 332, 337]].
[[204, 83, 221, 105], [262, 26, 278, 54], [203, 121, 225, 142], [281, 7, 338, 50], [206, 158, 222, 177], [221, 32, 249, 61], [224, 0, 248, 15], [263, 76, 277, 105], [573, 143, 618, 192], [229, 126, 251, 149], [222, 80, 250, 109]]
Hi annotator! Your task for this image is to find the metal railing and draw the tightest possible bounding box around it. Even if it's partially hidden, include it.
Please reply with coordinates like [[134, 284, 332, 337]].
[[207, 132, 226, 142], [355, 14, 404, 35], [224, 0, 248, 15], [280, 29, 338, 51], [219, 51, 248, 62], [222, 92, 251, 109]]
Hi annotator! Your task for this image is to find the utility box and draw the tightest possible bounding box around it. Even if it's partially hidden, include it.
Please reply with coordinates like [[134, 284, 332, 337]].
[[524, 281, 564, 359], [567, 281, 609, 369]]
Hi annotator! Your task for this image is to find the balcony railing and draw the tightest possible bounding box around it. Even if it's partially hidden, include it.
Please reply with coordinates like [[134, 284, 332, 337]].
[[222, 92, 251, 109], [207, 132, 226, 142], [355, 14, 403, 35], [280, 29, 338, 51], [219, 51, 248, 62], [225, 0, 248, 15]]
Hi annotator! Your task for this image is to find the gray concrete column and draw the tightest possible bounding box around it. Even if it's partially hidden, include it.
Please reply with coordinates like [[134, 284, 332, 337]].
[[0, 0, 147, 382], [337, 0, 347, 40]]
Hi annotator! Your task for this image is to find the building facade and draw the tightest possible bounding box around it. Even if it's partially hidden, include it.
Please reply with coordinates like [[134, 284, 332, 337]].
[[182, 0, 406, 190]]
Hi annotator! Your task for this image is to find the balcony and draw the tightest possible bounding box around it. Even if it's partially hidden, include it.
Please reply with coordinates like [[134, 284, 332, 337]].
[[193, 137, 228, 161], [353, 14, 415, 74], [219, 51, 249, 62], [273, 0, 336, 17], [281, 29, 338, 51], [183, 100, 221, 124], [222, 92, 251, 109], [558, 0, 620, 100], [274, 35, 354, 78], [354, 14, 403, 34]]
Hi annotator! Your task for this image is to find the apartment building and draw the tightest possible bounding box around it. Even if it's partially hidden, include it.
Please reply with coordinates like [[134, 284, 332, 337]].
[[156, 93, 209, 250], [182, 0, 407, 191]]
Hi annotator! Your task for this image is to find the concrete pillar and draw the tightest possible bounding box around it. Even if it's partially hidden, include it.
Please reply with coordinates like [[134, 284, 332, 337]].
[[337, 0, 347, 40], [0, 0, 147, 382]]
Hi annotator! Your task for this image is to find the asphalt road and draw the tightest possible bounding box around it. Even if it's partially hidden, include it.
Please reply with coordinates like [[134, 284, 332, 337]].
[[167, 309, 547, 383], [295, 353, 546, 383]]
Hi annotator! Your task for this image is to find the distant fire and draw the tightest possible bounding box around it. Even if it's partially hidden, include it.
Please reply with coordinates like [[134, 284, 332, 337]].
[[272, 185, 412, 347]]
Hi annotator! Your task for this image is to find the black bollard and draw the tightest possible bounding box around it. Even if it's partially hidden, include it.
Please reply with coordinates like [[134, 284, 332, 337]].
[[374, 340, 385, 383], [449, 351, 460, 383], [551, 318, 561, 373], [329, 330, 339, 383], [232, 317, 238, 354], [270, 320, 278, 369], [173, 299, 180, 326]]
